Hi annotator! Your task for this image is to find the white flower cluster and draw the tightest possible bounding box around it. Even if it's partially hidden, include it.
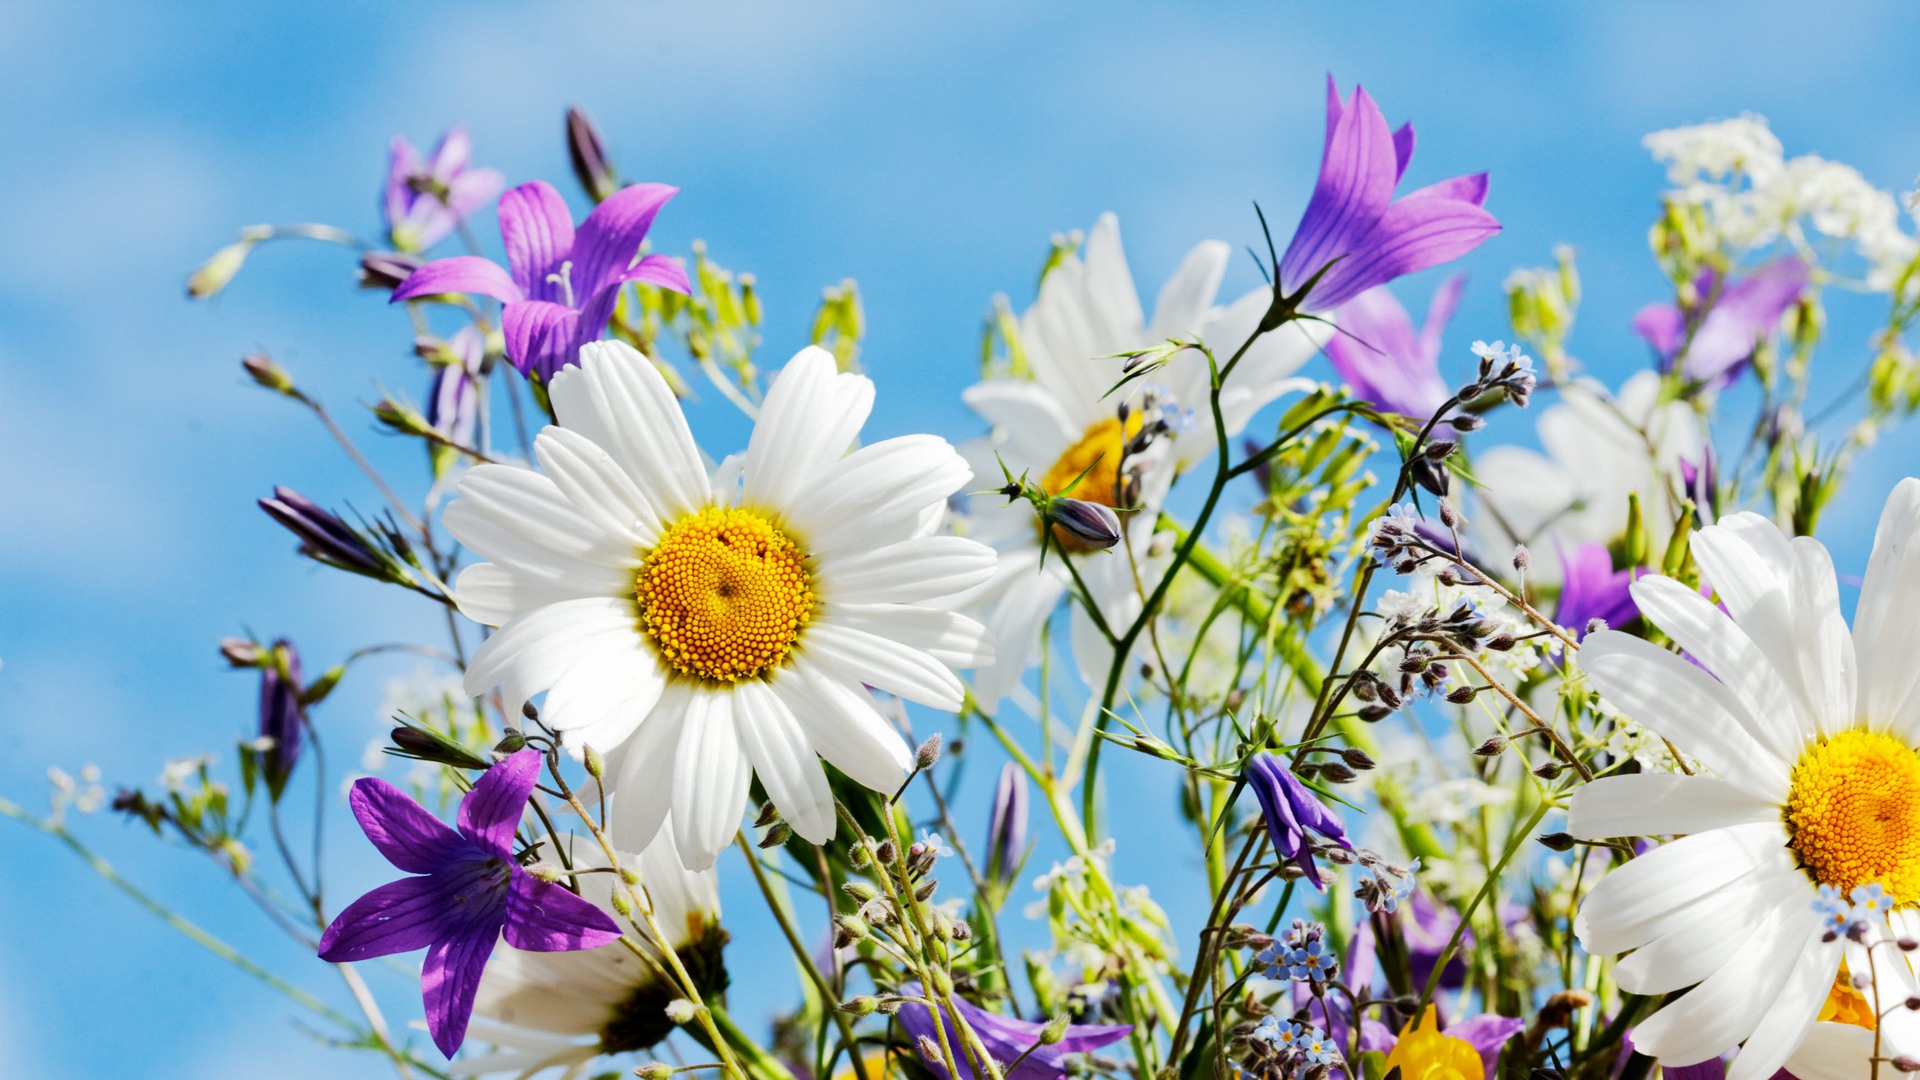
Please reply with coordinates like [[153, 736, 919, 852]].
[[1644, 114, 1919, 289]]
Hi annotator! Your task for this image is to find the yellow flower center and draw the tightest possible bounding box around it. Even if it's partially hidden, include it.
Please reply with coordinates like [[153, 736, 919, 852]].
[[1383, 1007, 1484, 1080], [1039, 416, 1140, 551], [636, 507, 814, 682], [1819, 968, 1877, 1030], [1785, 729, 1920, 903]]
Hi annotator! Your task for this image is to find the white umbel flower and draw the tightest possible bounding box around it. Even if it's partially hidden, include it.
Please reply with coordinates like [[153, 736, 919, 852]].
[[1567, 480, 1920, 1078], [448, 342, 996, 869], [453, 829, 721, 1078], [1473, 372, 1699, 581], [958, 213, 1328, 707]]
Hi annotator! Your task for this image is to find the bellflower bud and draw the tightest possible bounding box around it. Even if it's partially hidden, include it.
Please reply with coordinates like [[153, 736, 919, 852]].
[[566, 105, 619, 203], [914, 733, 943, 771], [241, 352, 298, 397], [1047, 497, 1122, 549], [258, 487, 386, 577], [357, 251, 425, 292], [986, 761, 1029, 883], [257, 639, 305, 801]]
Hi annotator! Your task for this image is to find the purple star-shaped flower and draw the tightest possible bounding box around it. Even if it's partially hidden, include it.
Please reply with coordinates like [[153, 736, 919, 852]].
[[1324, 275, 1466, 419], [1553, 542, 1640, 640], [317, 748, 621, 1057], [1279, 77, 1500, 313], [1244, 751, 1352, 890], [383, 127, 504, 254], [1631, 257, 1810, 387], [391, 180, 692, 383], [897, 984, 1131, 1080]]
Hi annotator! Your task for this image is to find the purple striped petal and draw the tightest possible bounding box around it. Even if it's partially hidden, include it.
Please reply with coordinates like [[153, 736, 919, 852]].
[[1392, 122, 1415, 183], [498, 181, 576, 303], [1308, 196, 1500, 311], [571, 182, 679, 299], [391, 256, 523, 304], [897, 986, 1130, 1080], [456, 748, 541, 856], [503, 871, 623, 951], [383, 135, 423, 234], [317, 868, 490, 962], [422, 917, 505, 1058], [1280, 82, 1399, 295], [445, 167, 505, 222], [348, 777, 471, 874], [1326, 286, 1448, 418], [502, 299, 592, 382], [613, 252, 691, 295], [1404, 171, 1491, 207]]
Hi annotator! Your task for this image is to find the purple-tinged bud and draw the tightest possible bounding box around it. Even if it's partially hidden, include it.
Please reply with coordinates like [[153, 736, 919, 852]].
[[387, 724, 492, 771], [257, 640, 305, 800], [242, 353, 297, 397], [1407, 456, 1450, 498], [1341, 748, 1375, 771], [258, 487, 385, 577], [427, 328, 485, 451], [220, 637, 264, 668], [1473, 737, 1507, 757], [1512, 544, 1532, 572], [986, 761, 1029, 883], [1244, 751, 1352, 891], [914, 733, 943, 771], [1450, 413, 1486, 433], [566, 106, 619, 203], [1892, 1056, 1920, 1073], [1048, 498, 1122, 549], [358, 251, 425, 292]]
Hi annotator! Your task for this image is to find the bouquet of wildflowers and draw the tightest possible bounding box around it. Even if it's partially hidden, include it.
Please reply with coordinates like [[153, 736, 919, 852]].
[[22, 79, 1920, 1080]]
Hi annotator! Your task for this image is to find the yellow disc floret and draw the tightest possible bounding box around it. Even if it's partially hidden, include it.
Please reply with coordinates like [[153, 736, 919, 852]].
[[1785, 729, 1920, 903], [1040, 415, 1140, 551], [636, 507, 814, 682]]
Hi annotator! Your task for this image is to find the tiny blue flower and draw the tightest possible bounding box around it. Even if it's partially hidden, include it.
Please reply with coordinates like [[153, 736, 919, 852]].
[[1469, 340, 1511, 362], [1287, 939, 1336, 982], [1852, 881, 1894, 917], [1813, 883, 1851, 935]]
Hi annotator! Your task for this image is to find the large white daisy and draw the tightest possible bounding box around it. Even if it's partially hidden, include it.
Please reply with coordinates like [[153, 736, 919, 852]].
[[1567, 479, 1920, 1078], [1474, 371, 1700, 581], [958, 213, 1328, 707], [453, 829, 722, 1079], [448, 341, 996, 869]]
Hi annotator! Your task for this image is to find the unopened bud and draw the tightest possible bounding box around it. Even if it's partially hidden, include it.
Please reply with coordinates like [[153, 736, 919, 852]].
[[664, 998, 698, 1024], [1407, 456, 1450, 497], [1451, 414, 1485, 432], [1319, 762, 1358, 784], [526, 862, 564, 884], [1445, 685, 1477, 704], [219, 637, 265, 668], [1537, 832, 1575, 852], [241, 353, 297, 396], [1341, 748, 1375, 771], [566, 105, 619, 202], [1358, 703, 1393, 722], [358, 251, 424, 291], [611, 891, 633, 918], [188, 234, 263, 298], [635, 1064, 675, 1080], [914, 878, 939, 902], [1047, 497, 1123, 549], [832, 914, 870, 948], [1533, 762, 1564, 780], [1039, 1015, 1071, 1045], [758, 821, 793, 849], [1512, 545, 1532, 572], [495, 730, 529, 754], [1893, 1056, 1920, 1072], [839, 995, 880, 1016], [874, 840, 897, 864], [917, 1036, 944, 1063], [754, 802, 781, 828], [1473, 737, 1507, 757], [843, 881, 879, 903], [915, 733, 943, 771], [583, 745, 605, 779], [1485, 634, 1516, 651]]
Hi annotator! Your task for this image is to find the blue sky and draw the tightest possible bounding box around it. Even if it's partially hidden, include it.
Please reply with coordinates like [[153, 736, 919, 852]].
[[4, 3, 1920, 1077]]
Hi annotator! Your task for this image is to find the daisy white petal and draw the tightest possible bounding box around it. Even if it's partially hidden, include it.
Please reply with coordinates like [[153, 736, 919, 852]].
[[1629, 896, 1819, 1066], [732, 680, 836, 843], [1566, 773, 1778, 840], [550, 341, 708, 520], [671, 689, 752, 871], [744, 346, 874, 503]]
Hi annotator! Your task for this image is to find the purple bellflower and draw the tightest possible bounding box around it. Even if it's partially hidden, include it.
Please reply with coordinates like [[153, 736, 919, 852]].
[[1324, 275, 1466, 420], [897, 984, 1132, 1080], [258, 639, 305, 801], [1631, 258, 1810, 386], [1245, 751, 1352, 890], [383, 127, 504, 254], [317, 749, 621, 1057], [1278, 78, 1499, 313], [1554, 542, 1639, 639], [985, 761, 1029, 883], [427, 326, 485, 451], [392, 180, 692, 383]]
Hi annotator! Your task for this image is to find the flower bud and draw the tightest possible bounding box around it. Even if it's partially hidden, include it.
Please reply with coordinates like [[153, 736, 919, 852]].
[[219, 637, 264, 668], [583, 745, 606, 779], [1319, 762, 1358, 784], [838, 995, 880, 1016], [842, 881, 879, 903], [241, 353, 298, 397], [914, 878, 939, 902], [986, 761, 1029, 883], [1536, 832, 1575, 852], [611, 891, 633, 918], [258, 487, 387, 577], [914, 733, 943, 771], [664, 999, 698, 1024], [1047, 498, 1123, 549], [387, 724, 493, 771], [1512, 544, 1532, 572], [874, 839, 897, 864], [566, 105, 619, 203], [188, 231, 266, 298], [758, 821, 793, 848], [1040, 1015, 1071, 1045], [357, 251, 425, 292], [1473, 737, 1507, 757], [635, 1063, 675, 1080], [1341, 748, 1375, 771], [526, 862, 564, 884]]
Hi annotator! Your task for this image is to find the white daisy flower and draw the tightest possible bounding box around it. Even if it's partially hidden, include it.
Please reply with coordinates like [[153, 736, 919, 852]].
[[453, 830, 721, 1079], [1473, 372, 1700, 582], [957, 213, 1329, 707], [448, 341, 996, 869], [1566, 479, 1920, 1078]]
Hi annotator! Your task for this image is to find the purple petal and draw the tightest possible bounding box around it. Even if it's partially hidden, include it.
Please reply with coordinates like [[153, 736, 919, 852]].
[[1445, 1013, 1526, 1080], [446, 167, 505, 221], [318, 870, 483, 962], [383, 135, 422, 233], [1632, 302, 1687, 365], [391, 256, 523, 304], [1325, 286, 1448, 418], [1678, 257, 1810, 384], [1308, 196, 1500, 311], [427, 125, 471, 178], [501, 299, 594, 382], [456, 748, 542, 856], [503, 870, 623, 951], [1404, 172, 1491, 207], [1392, 122, 1415, 184], [1554, 542, 1639, 636], [422, 919, 504, 1058], [1280, 83, 1399, 296], [498, 181, 577, 304], [1417, 272, 1468, 361], [1319, 73, 1345, 157], [612, 252, 691, 295], [898, 987, 1130, 1080], [570, 183, 679, 299], [348, 777, 471, 873]]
